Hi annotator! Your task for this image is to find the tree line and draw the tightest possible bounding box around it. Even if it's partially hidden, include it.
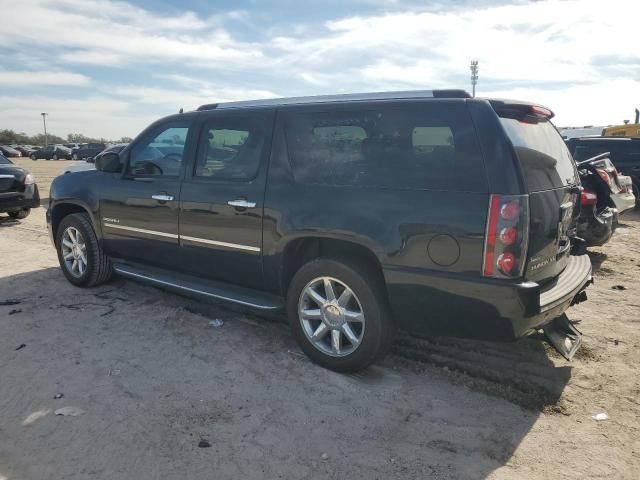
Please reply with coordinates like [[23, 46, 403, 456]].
[[0, 129, 133, 146]]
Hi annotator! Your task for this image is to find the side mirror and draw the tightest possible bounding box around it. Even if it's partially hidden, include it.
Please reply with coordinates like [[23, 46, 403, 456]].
[[95, 152, 122, 173]]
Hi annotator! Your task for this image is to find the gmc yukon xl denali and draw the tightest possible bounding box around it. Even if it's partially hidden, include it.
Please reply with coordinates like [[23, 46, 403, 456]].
[[47, 90, 592, 372]]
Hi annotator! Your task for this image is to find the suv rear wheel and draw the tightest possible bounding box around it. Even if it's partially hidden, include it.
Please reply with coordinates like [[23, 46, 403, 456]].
[[287, 258, 393, 372], [56, 213, 113, 287]]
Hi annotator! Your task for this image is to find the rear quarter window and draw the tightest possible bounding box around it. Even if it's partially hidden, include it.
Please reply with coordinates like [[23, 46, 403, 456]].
[[283, 102, 487, 192], [500, 118, 577, 192]]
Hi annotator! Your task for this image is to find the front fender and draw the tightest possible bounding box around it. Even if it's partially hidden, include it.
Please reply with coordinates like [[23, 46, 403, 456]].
[[49, 172, 102, 240]]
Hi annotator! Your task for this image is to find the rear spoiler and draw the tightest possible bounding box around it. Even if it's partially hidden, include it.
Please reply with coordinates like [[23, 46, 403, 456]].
[[489, 99, 555, 121]]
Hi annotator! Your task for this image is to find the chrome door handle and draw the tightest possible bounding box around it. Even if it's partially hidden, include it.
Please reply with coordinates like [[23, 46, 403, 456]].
[[152, 194, 174, 201], [227, 199, 256, 208]]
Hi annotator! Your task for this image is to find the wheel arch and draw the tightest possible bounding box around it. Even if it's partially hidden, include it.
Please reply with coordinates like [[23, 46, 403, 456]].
[[50, 201, 100, 245], [280, 236, 387, 298]]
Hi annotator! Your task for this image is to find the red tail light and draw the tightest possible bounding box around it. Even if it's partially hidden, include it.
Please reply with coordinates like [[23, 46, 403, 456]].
[[483, 194, 529, 278], [580, 189, 597, 206], [497, 252, 516, 274]]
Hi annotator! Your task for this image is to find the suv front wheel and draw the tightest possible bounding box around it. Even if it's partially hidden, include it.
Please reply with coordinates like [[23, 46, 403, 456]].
[[287, 258, 393, 372], [56, 213, 113, 287]]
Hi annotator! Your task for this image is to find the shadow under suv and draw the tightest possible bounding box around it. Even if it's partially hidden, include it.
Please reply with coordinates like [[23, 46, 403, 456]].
[[47, 90, 592, 372]]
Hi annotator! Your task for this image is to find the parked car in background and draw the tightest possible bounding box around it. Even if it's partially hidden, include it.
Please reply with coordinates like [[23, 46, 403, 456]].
[[31, 145, 72, 160], [0, 145, 22, 157], [71, 142, 107, 160], [48, 90, 592, 371], [566, 136, 640, 207], [576, 153, 635, 246], [13, 146, 36, 157], [62, 144, 129, 174], [0, 153, 39, 219]]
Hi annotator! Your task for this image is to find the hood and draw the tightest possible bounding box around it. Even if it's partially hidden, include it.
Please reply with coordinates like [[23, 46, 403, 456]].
[[0, 164, 28, 181]]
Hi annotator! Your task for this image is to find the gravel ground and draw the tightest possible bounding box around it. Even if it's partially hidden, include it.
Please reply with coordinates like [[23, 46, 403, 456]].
[[0, 158, 638, 479]]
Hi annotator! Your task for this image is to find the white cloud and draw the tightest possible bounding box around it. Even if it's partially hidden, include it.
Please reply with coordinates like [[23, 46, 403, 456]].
[[110, 83, 278, 110], [0, 94, 154, 139], [0, 71, 90, 87], [0, 0, 263, 67], [1, 0, 638, 136], [268, 0, 638, 125]]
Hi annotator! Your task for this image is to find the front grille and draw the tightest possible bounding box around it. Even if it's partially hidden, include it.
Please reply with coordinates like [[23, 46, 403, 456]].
[[0, 178, 17, 192]]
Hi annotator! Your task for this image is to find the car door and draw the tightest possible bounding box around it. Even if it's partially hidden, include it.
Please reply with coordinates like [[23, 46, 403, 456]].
[[179, 108, 275, 290], [100, 119, 194, 270]]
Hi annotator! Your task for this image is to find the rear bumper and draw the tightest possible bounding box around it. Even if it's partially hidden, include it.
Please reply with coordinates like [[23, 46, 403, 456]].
[[0, 184, 40, 211], [384, 254, 592, 341]]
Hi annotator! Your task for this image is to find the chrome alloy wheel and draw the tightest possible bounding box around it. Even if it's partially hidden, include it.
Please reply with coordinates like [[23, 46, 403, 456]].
[[298, 276, 365, 357], [61, 227, 87, 278]]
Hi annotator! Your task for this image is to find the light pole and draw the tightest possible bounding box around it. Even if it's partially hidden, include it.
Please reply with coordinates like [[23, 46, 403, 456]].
[[41, 112, 48, 147], [470, 60, 479, 98]]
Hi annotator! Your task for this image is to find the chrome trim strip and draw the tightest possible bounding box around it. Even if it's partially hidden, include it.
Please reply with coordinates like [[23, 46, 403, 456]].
[[103, 223, 178, 239], [0, 174, 15, 178], [103, 223, 260, 251], [113, 266, 278, 310], [181, 235, 260, 252]]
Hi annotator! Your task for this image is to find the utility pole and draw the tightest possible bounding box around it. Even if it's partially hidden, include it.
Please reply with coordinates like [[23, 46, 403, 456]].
[[470, 60, 479, 98], [41, 112, 48, 147]]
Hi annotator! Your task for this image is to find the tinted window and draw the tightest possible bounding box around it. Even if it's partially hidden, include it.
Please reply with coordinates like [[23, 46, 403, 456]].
[[500, 118, 577, 192], [195, 115, 267, 180], [283, 102, 486, 191], [0, 154, 11, 164], [129, 126, 188, 177]]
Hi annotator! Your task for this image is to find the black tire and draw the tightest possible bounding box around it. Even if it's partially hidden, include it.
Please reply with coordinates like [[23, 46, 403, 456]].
[[8, 208, 30, 219], [53, 154, 59, 160], [287, 257, 394, 373], [31, 154, 37, 161], [55, 212, 113, 287]]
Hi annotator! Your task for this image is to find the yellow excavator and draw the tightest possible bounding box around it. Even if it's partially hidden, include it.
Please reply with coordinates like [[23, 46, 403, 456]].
[[602, 108, 640, 137]]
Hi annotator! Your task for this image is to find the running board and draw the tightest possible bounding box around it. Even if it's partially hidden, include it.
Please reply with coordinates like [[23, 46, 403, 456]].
[[113, 262, 284, 311]]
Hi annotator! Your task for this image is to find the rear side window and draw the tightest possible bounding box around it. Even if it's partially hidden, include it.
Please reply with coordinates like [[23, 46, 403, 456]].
[[500, 118, 577, 192], [283, 102, 487, 192], [195, 115, 268, 181]]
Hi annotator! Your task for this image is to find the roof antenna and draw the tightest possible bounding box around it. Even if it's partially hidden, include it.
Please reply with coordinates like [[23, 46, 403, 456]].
[[179, 107, 183, 114]]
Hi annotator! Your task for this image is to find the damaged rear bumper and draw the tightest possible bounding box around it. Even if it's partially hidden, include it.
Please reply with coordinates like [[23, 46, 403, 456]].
[[384, 254, 592, 341]]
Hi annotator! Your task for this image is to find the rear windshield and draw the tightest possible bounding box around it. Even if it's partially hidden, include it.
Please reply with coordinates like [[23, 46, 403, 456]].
[[500, 118, 577, 192], [0, 154, 11, 164]]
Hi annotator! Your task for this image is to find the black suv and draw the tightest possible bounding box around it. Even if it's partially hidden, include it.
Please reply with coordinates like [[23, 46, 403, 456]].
[[47, 90, 592, 372], [31, 145, 72, 160], [72, 143, 108, 160], [565, 136, 640, 203]]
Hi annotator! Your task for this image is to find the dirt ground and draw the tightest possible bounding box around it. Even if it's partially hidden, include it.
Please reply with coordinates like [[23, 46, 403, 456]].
[[1, 158, 639, 479]]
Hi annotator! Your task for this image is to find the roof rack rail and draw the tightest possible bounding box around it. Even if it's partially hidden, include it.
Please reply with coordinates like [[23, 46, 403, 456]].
[[196, 88, 471, 111]]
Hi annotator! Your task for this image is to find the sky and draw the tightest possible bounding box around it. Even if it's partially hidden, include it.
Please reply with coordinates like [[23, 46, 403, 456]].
[[0, 0, 638, 139]]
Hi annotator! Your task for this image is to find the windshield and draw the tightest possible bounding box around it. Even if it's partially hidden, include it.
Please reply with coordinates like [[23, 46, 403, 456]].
[[500, 118, 577, 192], [0, 154, 12, 165]]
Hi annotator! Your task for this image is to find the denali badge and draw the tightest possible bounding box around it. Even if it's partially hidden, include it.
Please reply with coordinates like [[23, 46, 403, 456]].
[[529, 255, 556, 271], [103, 217, 120, 224]]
